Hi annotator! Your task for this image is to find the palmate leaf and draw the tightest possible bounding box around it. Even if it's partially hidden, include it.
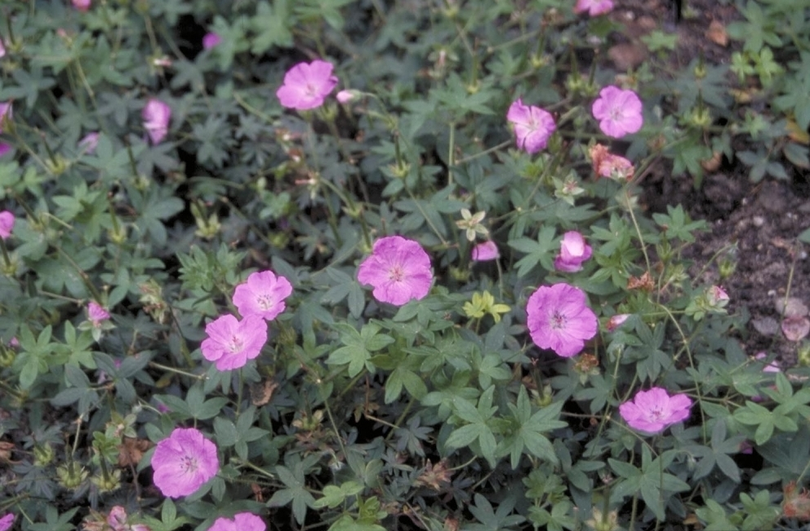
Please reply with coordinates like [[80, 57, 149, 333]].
[[498, 387, 566, 469]]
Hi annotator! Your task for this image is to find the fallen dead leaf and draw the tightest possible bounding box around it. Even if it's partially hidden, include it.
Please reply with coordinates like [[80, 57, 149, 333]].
[[608, 43, 648, 71], [700, 151, 723, 172], [775, 297, 809, 318], [706, 20, 728, 47], [118, 437, 151, 467]]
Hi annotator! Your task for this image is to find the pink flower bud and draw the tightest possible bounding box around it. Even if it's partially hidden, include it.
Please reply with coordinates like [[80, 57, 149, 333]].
[[0, 211, 14, 240], [472, 241, 500, 262], [607, 314, 630, 332], [87, 301, 110, 326], [72, 0, 91, 11], [0, 143, 10, 158], [707, 285, 729, 306], [336, 90, 355, 104], [142, 98, 171, 145], [78, 132, 99, 154], [554, 231, 592, 272], [202, 32, 222, 50]]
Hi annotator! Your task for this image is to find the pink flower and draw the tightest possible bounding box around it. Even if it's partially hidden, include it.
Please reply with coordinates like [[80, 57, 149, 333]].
[[88, 301, 110, 326], [619, 387, 692, 435], [72, 0, 91, 10], [0, 102, 11, 134], [142, 98, 171, 145], [151, 428, 219, 498], [606, 313, 630, 332], [0, 39, 5, 59], [590, 144, 634, 181], [707, 285, 729, 307], [276, 60, 338, 110], [0, 211, 13, 239], [755, 352, 780, 373], [201, 314, 268, 371], [202, 32, 222, 50], [526, 283, 598, 357], [472, 241, 500, 262], [357, 236, 433, 306], [0, 144, 10, 158], [574, 0, 614, 16], [592, 86, 643, 138], [336, 90, 356, 104], [208, 512, 266, 531], [554, 231, 592, 272], [232, 270, 293, 321], [506, 99, 556, 154], [0, 513, 14, 531], [108, 506, 128, 531], [79, 132, 100, 154]]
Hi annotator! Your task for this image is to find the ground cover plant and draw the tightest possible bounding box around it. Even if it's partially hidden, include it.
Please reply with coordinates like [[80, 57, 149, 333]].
[[1, 0, 810, 530]]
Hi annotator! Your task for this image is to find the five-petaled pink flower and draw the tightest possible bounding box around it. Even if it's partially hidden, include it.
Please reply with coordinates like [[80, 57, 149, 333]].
[[574, 0, 614, 16], [619, 387, 692, 434], [0, 102, 11, 134], [357, 236, 433, 306], [472, 241, 500, 262], [526, 283, 598, 357], [0, 513, 14, 531], [208, 512, 266, 531], [554, 231, 592, 272], [203, 32, 222, 50], [507, 98, 556, 154], [88, 301, 110, 326], [276, 60, 338, 110], [592, 86, 643, 138], [72, 0, 91, 10], [232, 270, 293, 321], [0, 211, 14, 240], [151, 427, 219, 498], [201, 314, 267, 371], [143, 98, 171, 145]]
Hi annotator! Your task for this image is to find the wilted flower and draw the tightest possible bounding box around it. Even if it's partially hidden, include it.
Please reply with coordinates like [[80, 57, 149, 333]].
[[526, 283, 598, 357], [592, 86, 643, 138], [783, 481, 810, 521], [202, 32, 222, 50], [706, 285, 729, 307], [87, 301, 110, 326], [0, 211, 14, 239], [232, 270, 293, 321], [201, 314, 268, 371], [72, 0, 91, 10], [0, 102, 11, 133], [507, 98, 556, 154], [78, 132, 100, 154], [357, 235, 433, 306], [207, 512, 266, 531], [606, 313, 630, 332], [554, 231, 592, 272], [589, 144, 635, 181], [142, 98, 171, 145], [472, 241, 499, 262], [574, 0, 614, 16], [619, 387, 692, 435], [0, 513, 13, 531], [151, 428, 219, 498], [276, 60, 338, 110]]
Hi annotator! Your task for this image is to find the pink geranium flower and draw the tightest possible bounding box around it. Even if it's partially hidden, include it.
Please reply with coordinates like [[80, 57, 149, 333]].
[[143, 98, 171, 145], [276, 60, 338, 110], [592, 86, 643, 138], [151, 427, 219, 498], [88, 301, 110, 326], [526, 283, 598, 357], [202, 32, 222, 50], [0, 211, 14, 239], [472, 241, 500, 262], [72, 0, 91, 10], [336, 90, 356, 104], [554, 231, 592, 272], [233, 270, 293, 321], [574, 0, 614, 16], [506, 98, 556, 154], [357, 236, 433, 306], [0, 513, 14, 531], [201, 314, 267, 371], [208, 512, 266, 531], [619, 387, 693, 435]]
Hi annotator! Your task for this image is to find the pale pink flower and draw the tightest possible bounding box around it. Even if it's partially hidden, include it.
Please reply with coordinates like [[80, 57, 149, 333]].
[[72, 0, 91, 10], [574, 0, 614, 16], [151, 428, 219, 498], [88, 301, 110, 326], [0, 144, 10, 158], [592, 86, 643, 138], [0, 102, 11, 134], [232, 270, 293, 321], [276, 60, 338, 110], [336, 90, 356, 104], [108, 506, 128, 531], [201, 314, 267, 371], [754, 352, 780, 373], [79, 132, 99, 154], [0, 513, 13, 531], [554, 231, 592, 272], [202, 32, 222, 50], [472, 241, 500, 262], [0, 210, 14, 239], [0, 39, 5, 59], [606, 313, 630, 332], [619, 387, 692, 434], [507, 98, 556, 154], [142, 98, 171, 145], [357, 236, 433, 306], [208, 512, 266, 531], [707, 285, 729, 307], [526, 283, 598, 357]]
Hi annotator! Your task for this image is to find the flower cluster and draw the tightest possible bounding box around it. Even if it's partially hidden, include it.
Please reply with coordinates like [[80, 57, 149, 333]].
[[151, 427, 219, 498], [619, 387, 692, 435], [276, 60, 338, 110], [526, 283, 598, 357], [357, 236, 433, 306]]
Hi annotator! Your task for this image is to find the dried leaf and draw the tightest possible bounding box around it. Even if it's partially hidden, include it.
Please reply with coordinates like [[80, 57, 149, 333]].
[[752, 316, 779, 336], [250, 379, 279, 406], [775, 297, 809, 318], [415, 460, 453, 491], [117, 437, 150, 467], [627, 271, 654, 291], [706, 20, 728, 47]]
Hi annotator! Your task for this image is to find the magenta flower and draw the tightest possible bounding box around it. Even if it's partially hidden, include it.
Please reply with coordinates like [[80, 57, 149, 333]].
[[554, 231, 592, 272], [152, 427, 219, 498], [143, 98, 171, 145], [0, 513, 14, 531], [72, 0, 91, 10], [208, 512, 266, 531], [619, 387, 693, 434], [526, 283, 598, 357], [201, 314, 267, 371], [203, 32, 222, 50], [276, 60, 338, 110], [0, 102, 11, 133], [592, 86, 643, 138], [472, 241, 500, 262], [574, 0, 614, 16], [232, 270, 293, 321], [755, 352, 780, 373], [0, 210, 14, 239], [0, 143, 10, 158], [79, 132, 100, 154], [357, 236, 433, 306], [506, 98, 556, 154], [0, 39, 5, 59], [87, 301, 110, 326]]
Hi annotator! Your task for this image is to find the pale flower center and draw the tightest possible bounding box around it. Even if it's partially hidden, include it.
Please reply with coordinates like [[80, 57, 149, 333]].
[[609, 106, 623, 122], [388, 264, 405, 283], [257, 293, 274, 311], [647, 406, 665, 422], [181, 455, 199, 474], [550, 311, 567, 330], [305, 83, 318, 97], [227, 334, 244, 353]]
